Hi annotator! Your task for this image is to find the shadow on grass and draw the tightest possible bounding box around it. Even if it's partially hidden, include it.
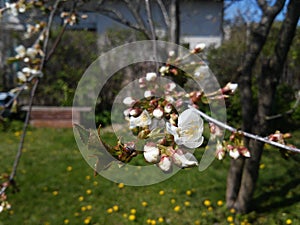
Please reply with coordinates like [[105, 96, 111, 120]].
[[254, 169, 300, 213]]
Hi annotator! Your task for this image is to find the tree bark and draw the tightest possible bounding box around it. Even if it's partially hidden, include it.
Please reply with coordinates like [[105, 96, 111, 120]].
[[226, 0, 299, 213]]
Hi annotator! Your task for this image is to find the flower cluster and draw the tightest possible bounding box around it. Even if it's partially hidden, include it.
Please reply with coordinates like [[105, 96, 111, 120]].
[[215, 131, 251, 160]]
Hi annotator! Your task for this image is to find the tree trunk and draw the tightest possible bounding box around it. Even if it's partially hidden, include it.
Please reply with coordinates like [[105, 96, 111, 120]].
[[226, 0, 299, 213]]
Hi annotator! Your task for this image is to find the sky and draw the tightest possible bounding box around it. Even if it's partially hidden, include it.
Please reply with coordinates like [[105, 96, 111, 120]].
[[224, 0, 289, 23]]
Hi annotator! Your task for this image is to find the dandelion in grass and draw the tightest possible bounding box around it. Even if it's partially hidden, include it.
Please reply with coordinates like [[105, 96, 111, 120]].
[[128, 214, 136, 221], [118, 183, 125, 189], [112, 205, 119, 212], [186, 190, 192, 196], [286, 219, 293, 225], [130, 208, 137, 214], [203, 199, 211, 207], [227, 216, 234, 223], [217, 200, 223, 206], [106, 208, 113, 214], [173, 205, 180, 212], [141, 201, 148, 207], [158, 217, 164, 223], [159, 190, 165, 196], [66, 166, 72, 172], [78, 196, 84, 202]]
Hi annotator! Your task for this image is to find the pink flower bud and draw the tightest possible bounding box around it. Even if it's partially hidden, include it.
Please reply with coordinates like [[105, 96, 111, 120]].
[[215, 142, 225, 160], [164, 103, 173, 113], [192, 43, 205, 53], [221, 82, 238, 95]]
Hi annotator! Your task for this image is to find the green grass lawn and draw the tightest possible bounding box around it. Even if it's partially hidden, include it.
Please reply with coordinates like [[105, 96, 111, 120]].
[[0, 127, 299, 225]]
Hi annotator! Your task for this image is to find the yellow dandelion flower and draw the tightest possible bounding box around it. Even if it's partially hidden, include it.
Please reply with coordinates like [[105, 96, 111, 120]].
[[259, 163, 265, 169], [130, 208, 137, 214], [112, 205, 119, 211], [217, 200, 223, 206], [81, 206, 87, 212], [184, 201, 191, 207], [78, 196, 84, 202], [158, 217, 164, 223], [146, 219, 152, 224], [123, 213, 128, 218], [203, 200, 211, 207], [66, 166, 72, 172], [118, 183, 125, 189], [186, 190, 192, 196], [174, 205, 181, 212], [142, 201, 148, 207], [107, 208, 113, 213], [159, 190, 165, 195], [93, 181, 98, 186], [52, 191, 58, 196], [74, 212, 80, 217], [151, 219, 157, 225], [63, 219, 69, 224], [86, 189, 92, 195], [208, 206, 213, 211], [86, 205, 92, 210], [227, 216, 234, 223], [85, 175, 91, 180], [170, 198, 176, 204], [83, 217, 91, 224], [194, 220, 201, 225], [230, 208, 236, 214], [201, 211, 207, 217], [128, 214, 136, 221], [286, 219, 292, 225]]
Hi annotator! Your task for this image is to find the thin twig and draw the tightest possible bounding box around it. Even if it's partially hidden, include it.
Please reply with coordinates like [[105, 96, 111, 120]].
[[266, 91, 300, 120], [0, 0, 62, 196], [188, 106, 300, 154], [145, 0, 158, 72]]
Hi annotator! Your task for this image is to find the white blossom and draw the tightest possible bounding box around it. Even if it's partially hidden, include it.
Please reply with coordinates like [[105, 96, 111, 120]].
[[159, 66, 169, 76], [194, 43, 206, 52], [130, 110, 151, 129], [146, 72, 157, 81], [166, 108, 204, 149], [17, 71, 27, 82], [143, 143, 160, 163], [15, 45, 26, 58], [172, 149, 198, 168], [144, 90, 154, 98], [157, 156, 172, 172], [222, 82, 238, 94], [123, 97, 135, 106], [169, 50, 175, 57], [26, 47, 38, 59], [229, 148, 240, 159], [153, 107, 164, 119]]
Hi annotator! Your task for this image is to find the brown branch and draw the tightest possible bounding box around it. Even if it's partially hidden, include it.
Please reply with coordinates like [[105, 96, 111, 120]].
[[0, 0, 62, 196], [156, 0, 170, 27], [98, 7, 152, 39]]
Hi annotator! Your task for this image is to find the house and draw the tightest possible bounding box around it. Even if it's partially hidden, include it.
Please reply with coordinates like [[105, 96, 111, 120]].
[[62, 0, 224, 49]]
